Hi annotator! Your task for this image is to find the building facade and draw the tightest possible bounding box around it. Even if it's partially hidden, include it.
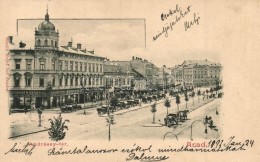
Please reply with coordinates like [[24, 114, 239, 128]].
[[8, 11, 105, 110], [171, 60, 222, 89]]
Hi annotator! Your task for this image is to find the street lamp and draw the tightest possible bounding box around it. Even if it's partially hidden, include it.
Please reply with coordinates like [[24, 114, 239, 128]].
[[80, 76, 86, 115], [190, 119, 208, 141], [163, 131, 178, 141]]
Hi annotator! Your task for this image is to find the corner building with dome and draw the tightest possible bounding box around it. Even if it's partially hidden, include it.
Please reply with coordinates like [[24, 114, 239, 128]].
[[8, 10, 106, 110]]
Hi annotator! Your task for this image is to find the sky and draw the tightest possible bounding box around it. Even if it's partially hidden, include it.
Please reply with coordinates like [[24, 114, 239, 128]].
[[3, 0, 227, 68]]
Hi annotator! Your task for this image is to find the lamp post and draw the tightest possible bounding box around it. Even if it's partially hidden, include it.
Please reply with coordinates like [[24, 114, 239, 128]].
[[81, 86, 86, 115], [163, 131, 178, 141], [190, 119, 208, 140], [80, 76, 86, 115]]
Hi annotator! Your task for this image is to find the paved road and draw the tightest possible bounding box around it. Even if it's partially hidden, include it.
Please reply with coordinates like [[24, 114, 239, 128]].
[[12, 96, 221, 141]]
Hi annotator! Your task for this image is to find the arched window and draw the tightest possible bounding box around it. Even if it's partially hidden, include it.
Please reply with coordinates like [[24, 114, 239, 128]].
[[13, 73, 21, 87], [44, 39, 48, 46], [37, 39, 41, 46]]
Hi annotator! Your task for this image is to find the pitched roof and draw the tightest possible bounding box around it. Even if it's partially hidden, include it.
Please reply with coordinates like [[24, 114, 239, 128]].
[[182, 60, 221, 66]]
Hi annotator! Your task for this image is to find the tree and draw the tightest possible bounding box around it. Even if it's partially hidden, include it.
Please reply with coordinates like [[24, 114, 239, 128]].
[[197, 90, 201, 103], [110, 96, 119, 113], [164, 98, 171, 116], [169, 90, 174, 97], [48, 114, 70, 141], [210, 87, 214, 98], [151, 102, 157, 123], [184, 92, 189, 109], [175, 94, 180, 112], [206, 89, 209, 99]]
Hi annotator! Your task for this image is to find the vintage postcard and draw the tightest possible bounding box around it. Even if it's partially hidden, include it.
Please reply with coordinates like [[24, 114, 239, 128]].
[[0, 0, 260, 161]]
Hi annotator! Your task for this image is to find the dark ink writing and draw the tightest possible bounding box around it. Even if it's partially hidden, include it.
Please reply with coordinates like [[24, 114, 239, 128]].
[[5, 142, 35, 156]]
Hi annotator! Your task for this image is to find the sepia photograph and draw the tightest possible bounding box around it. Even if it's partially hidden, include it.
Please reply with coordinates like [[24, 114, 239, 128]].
[[1, 0, 260, 161]]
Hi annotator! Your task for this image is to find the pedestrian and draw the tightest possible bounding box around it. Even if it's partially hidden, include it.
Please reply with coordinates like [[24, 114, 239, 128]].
[[37, 106, 43, 127], [24, 106, 27, 114]]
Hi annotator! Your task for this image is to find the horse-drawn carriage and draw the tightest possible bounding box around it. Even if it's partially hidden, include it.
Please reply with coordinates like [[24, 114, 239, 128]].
[[152, 95, 157, 101], [60, 104, 82, 112], [97, 105, 117, 116], [127, 100, 135, 107], [142, 97, 148, 103], [177, 110, 189, 121], [161, 93, 166, 98], [118, 101, 126, 109], [134, 99, 140, 105], [164, 110, 189, 127], [164, 113, 179, 127], [147, 96, 153, 103]]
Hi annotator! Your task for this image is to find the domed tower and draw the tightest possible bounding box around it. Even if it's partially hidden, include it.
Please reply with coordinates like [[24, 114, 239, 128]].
[[35, 8, 59, 49]]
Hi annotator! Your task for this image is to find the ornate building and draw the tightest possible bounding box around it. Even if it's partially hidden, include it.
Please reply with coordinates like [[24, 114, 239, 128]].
[[8, 10, 105, 110], [171, 60, 222, 89]]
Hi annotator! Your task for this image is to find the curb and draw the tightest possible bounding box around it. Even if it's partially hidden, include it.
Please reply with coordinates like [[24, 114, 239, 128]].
[[9, 128, 50, 139]]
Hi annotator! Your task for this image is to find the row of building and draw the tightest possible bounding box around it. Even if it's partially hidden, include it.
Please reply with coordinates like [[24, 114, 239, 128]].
[[8, 10, 222, 109]]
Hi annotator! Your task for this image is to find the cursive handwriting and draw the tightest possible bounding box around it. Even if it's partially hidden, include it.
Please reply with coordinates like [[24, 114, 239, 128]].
[[48, 146, 118, 155], [161, 4, 181, 21], [184, 13, 200, 31], [126, 152, 169, 161], [153, 4, 192, 41], [5, 142, 36, 156], [158, 136, 254, 153]]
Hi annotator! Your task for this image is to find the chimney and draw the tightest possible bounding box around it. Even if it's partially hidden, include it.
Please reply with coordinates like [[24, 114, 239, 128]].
[[8, 36, 13, 44], [77, 43, 81, 49], [68, 41, 72, 47], [132, 56, 134, 60]]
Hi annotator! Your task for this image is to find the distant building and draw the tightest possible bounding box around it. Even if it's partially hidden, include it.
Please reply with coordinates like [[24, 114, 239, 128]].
[[171, 60, 222, 88], [8, 10, 105, 110], [110, 56, 160, 91], [103, 60, 135, 93]]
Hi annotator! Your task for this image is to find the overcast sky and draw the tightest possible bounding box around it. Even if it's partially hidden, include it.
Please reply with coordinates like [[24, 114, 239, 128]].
[[4, 0, 227, 68]]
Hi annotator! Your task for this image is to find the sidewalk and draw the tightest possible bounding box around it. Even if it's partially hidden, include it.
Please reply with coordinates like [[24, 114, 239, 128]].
[[9, 98, 166, 138], [9, 95, 217, 139]]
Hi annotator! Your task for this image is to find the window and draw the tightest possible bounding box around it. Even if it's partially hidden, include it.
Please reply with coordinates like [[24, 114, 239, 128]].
[[70, 76, 74, 86], [52, 76, 55, 87], [89, 64, 91, 72], [92, 64, 95, 72], [15, 59, 21, 69], [80, 63, 82, 71], [39, 77, 44, 87], [51, 40, 53, 47], [96, 77, 99, 86], [13, 73, 21, 87], [96, 64, 99, 72], [24, 73, 32, 87], [75, 76, 78, 86], [89, 77, 91, 85], [44, 39, 48, 46], [55, 41, 57, 47], [84, 63, 87, 72], [40, 61, 45, 70], [70, 61, 74, 71], [75, 62, 78, 71], [59, 61, 63, 70], [26, 59, 32, 69], [37, 39, 41, 46], [25, 77, 31, 86], [84, 77, 87, 86], [65, 76, 68, 86], [100, 64, 102, 72], [65, 61, 68, 70], [52, 60, 56, 70], [59, 76, 63, 86]]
